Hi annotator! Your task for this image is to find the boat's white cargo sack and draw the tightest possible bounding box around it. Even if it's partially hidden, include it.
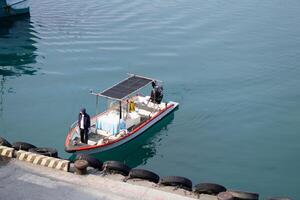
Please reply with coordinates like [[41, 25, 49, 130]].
[[16, 150, 70, 172], [0, 145, 14, 158]]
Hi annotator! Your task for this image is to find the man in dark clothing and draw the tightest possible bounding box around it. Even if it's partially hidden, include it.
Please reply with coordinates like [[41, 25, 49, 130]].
[[78, 108, 90, 144], [150, 81, 164, 104]]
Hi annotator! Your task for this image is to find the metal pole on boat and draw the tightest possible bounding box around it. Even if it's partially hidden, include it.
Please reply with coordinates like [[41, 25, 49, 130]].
[[96, 95, 99, 114], [119, 101, 122, 119]]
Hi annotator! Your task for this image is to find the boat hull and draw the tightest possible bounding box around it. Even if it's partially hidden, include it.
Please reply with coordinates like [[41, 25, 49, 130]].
[[71, 101, 179, 155], [0, 0, 30, 18]]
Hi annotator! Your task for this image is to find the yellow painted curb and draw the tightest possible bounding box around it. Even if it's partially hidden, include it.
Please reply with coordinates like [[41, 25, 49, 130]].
[[0, 145, 14, 158], [15, 150, 70, 172]]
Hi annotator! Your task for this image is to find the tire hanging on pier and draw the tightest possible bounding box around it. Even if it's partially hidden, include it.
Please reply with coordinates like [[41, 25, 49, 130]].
[[29, 147, 58, 158], [12, 142, 36, 151], [103, 161, 131, 176], [127, 169, 160, 183], [0, 137, 12, 147], [194, 183, 227, 195], [160, 176, 193, 191]]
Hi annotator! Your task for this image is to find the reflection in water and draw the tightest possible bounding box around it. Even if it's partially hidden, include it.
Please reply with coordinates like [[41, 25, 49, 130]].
[[92, 112, 175, 168], [0, 16, 38, 113], [0, 16, 38, 76]]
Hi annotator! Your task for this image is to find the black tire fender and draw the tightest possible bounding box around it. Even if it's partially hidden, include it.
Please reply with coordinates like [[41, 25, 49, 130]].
[[12, 142, 36, 151], [128, 169, 160, 183], [194, 183, 227, 195], [0, 137, 12, 147], [75, 154, 103, 169], [29, 147, 58, 158], [160, 176, 193, 191], [103, 160, 131, 176], [228, 190, 259, 200]]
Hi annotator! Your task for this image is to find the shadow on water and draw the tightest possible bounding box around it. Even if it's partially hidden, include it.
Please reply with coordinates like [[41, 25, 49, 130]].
[[70, 112, 176, 168], [0, 15, 38, 113]]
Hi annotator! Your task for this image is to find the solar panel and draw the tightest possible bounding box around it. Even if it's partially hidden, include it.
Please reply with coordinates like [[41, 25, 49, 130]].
[[100, 75, 153, 100]]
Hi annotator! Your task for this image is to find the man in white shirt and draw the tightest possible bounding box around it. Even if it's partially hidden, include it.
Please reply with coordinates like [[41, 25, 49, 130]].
[[78, 108, 90, 144]]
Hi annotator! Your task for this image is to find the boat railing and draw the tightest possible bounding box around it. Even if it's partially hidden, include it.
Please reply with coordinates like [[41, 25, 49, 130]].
[[69, 121, 78, 132]]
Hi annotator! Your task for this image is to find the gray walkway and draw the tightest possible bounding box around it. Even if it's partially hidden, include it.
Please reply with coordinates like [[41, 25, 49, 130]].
[[0, 159, 216, 200]]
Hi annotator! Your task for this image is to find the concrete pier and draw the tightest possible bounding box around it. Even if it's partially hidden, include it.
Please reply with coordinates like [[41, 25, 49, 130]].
[[0, 158, 216, 200]]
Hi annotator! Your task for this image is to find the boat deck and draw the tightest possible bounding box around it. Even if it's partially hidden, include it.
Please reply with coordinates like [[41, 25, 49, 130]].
[[67, 96, 168, 149]]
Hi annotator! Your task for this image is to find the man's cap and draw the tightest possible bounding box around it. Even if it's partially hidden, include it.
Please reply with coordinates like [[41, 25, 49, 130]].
[[151, 81, 156, 88], [80, 108, 86, 113]]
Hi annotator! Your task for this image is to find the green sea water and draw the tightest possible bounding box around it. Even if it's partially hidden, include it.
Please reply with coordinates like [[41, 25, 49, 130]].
[[1, 0, 300, 198]]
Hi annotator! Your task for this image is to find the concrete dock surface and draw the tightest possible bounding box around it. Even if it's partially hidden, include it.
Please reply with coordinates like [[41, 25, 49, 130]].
[[0, 158, 216, 200]]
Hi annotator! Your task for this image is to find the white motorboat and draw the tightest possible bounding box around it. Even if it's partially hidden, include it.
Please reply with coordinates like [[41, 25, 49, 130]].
[[65, 74, 179, 154]]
